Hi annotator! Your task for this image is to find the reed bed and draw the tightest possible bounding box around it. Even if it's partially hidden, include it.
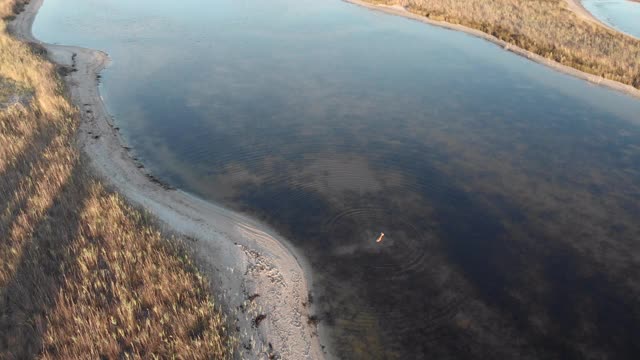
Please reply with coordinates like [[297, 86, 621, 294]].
[[369, 0, 640, 89]]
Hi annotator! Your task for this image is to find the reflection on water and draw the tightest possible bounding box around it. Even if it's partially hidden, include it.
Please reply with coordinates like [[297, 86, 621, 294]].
[[583, 0, 640, 37], [34, 0, 640, 358]]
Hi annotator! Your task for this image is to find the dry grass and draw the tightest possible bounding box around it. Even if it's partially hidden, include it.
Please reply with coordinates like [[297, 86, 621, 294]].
[[368, 0, 640, 89], [0, 0, 233, 358], [0, 76, 31, 108]]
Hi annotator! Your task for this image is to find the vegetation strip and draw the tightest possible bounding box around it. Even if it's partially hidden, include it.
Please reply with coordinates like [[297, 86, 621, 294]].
[[353, 0, 640, 95]]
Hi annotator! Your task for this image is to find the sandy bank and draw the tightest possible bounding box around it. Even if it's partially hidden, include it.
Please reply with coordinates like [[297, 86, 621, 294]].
[[345, 0, 640, 100], [9, 0, 325, 359], [566, 0, 638, 39], [565, 0, 618, 33]]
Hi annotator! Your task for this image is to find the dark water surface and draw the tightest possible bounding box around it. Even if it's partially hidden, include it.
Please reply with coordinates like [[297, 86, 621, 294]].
[[34, 0, 640, 358], [583, 0, 640, 37]]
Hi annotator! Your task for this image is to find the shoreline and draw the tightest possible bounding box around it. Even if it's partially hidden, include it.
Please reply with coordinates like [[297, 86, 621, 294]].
[[9, 0, 326, 359], [345, 0, 640, 100], [567, 0, 639, 39], [565, 0, 619, 34]]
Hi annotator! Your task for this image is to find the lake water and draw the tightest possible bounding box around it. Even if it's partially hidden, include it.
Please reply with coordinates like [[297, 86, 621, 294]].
[[34, 0, 640, 358], [583, 0, 640, 37]]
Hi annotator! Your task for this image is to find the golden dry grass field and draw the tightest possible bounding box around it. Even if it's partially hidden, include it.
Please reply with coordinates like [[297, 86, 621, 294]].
[[0, 0, 233, 358], [368, 0, 640, 89]]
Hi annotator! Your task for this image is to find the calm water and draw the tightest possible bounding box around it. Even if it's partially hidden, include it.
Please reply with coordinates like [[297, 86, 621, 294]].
[[583, 0, 640, 37], [34, 0, 640, 358]]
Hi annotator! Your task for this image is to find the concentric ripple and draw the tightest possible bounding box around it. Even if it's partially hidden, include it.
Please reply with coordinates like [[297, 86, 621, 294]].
[[323, 207, 433, 279]]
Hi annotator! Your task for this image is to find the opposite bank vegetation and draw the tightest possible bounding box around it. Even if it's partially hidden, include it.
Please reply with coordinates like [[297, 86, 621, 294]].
[[0, 0, 234, 358], [367, 0, 640, 89]]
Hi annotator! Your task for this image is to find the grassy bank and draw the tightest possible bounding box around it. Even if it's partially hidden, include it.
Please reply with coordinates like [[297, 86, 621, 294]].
[[0, 0, 233, 358], [366, 0, 640, 89]]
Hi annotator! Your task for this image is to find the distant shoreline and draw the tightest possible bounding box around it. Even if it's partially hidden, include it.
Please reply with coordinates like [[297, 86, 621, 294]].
[[566, 0, 621, 34], [345, 0, 640, 100], [9, 0, 326, 359], [569, 0, 639, 39]]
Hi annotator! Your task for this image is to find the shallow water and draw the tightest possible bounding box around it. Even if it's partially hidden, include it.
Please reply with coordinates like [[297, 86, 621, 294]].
[[34, 0, 640, 358], [583, 0, 640, 37]]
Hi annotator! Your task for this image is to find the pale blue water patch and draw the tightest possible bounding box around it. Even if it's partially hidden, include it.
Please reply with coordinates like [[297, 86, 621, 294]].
[[582, 0, 640, 37], [33, 0, 640, 359]]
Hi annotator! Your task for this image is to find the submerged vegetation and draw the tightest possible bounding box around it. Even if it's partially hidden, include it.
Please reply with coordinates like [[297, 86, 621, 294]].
[[367, 0, 640, 89], [0, 0, 232, 357]]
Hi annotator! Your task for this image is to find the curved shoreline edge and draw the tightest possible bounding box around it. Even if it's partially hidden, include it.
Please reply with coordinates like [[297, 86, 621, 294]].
[[9, 0, 326, 359], [566, 0, 613, 27], [345, 0, 640, 100], [565, 0, 636, 38]]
